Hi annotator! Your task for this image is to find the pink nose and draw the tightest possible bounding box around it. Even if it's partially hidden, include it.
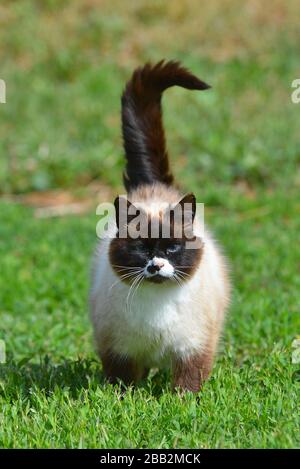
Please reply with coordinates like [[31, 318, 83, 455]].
[[147, 259, 165, 274]]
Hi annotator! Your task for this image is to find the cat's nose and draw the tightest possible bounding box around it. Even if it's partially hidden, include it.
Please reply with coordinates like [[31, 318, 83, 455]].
[[147, 264, 161, 274]]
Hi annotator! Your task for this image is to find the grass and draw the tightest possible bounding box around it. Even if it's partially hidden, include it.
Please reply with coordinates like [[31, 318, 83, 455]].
[[0, 0, 299, 448]]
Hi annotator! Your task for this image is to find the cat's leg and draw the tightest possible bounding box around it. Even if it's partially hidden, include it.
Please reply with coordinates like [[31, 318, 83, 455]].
[[142, 367, 150, 380], [172, 349, 214, 393], [100, 349, 144, 386]]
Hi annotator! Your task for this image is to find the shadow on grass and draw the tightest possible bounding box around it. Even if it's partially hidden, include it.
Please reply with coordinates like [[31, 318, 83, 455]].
[[0, 355, 105, 399], [0, 355, 170, 399]]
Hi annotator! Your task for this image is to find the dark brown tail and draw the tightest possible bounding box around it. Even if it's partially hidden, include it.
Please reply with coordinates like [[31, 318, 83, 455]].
[[121, 60, 210, 191]]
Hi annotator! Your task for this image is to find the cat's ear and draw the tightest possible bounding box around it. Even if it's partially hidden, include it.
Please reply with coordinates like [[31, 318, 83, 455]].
[[114, 196, 132, 230], [177, 192, 196, 223], [114, 196, 144, 230]]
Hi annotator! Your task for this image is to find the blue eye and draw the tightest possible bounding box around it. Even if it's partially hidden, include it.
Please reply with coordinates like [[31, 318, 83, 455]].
[[166, 245, 180, 255]]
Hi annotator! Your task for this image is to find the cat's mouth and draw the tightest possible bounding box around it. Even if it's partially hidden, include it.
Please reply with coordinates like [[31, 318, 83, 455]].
[[145, 274, 170, 284]]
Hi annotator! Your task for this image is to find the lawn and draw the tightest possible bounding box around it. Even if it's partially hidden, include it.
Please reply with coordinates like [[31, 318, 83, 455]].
[[0, 0, 299, 448]]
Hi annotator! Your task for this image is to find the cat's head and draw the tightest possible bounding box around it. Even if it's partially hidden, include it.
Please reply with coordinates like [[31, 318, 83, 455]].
[[109, 193, 203, 285]]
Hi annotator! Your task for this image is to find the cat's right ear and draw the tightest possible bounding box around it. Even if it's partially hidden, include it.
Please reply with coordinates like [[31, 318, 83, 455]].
[[114, 196, 141, 230], [114, 196, 131, 230], [176, 192, 196, 223]]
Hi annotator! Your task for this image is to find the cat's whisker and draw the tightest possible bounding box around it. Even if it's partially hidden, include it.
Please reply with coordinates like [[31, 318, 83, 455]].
[[173, 269, 191, 284], [173, 273, 184, 287], [175, 269, 191, 277], [109, 269, 144, 291], [110, 272, 136, 285], [116, 269, 142, 274], [125, 281, 136, 313], [126, 273, 143, 314], [112, 265, 142, 271], [175, 272, 190, 280], [174, 277, 182, 287], [131, 274, 144, 309], [174, 266, 193, 270], [175, 272, 190, 282], [114, 268, 142, 278], [175, 275, 182, 287], [128, 273, 144, 314], [126, 274, 143, 313]]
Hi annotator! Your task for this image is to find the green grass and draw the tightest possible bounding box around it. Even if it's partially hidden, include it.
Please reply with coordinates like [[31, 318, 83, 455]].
[[0, 0, 299, 448]]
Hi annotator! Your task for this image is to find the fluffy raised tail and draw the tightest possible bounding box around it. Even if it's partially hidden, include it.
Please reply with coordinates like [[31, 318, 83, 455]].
[[121, 60, 210, 191]]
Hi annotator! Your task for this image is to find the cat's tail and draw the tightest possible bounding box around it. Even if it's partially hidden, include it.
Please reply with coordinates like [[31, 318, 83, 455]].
[[121, 60, 210, 191]]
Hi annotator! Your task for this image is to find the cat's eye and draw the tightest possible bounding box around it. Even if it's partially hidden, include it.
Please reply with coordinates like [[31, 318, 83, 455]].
[[166, 245, 181, 255]]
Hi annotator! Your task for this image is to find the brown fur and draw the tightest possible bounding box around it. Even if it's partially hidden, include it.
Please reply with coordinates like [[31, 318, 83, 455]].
[[101, 349, 148, 385], [173, 349, 214, 393], [122, 61, 210, 191]]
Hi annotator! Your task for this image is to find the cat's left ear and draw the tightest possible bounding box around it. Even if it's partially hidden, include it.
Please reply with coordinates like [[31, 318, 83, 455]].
[[177, 192, 196, 223]]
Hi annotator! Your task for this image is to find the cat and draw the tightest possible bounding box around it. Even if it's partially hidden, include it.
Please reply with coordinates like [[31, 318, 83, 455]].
[[90, 60, 230, 393]]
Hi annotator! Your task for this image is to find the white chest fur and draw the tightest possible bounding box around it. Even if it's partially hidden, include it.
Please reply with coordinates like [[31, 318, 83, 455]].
[[90, 237, 223, 367]]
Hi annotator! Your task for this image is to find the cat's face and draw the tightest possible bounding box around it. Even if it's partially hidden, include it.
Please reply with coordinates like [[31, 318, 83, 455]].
[[109, 193, 203, 285]]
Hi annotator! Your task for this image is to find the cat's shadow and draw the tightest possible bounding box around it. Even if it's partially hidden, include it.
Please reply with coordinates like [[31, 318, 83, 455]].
[[0, 355, 168, 399]]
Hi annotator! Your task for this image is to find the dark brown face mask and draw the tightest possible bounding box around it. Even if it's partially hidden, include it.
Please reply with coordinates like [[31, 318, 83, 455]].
[[110, 195, 203, 284]]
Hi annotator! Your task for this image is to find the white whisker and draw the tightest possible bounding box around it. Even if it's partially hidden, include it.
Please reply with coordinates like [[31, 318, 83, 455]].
[[128, 273, 144, 314], [109, 269, 144, 291], [125, 273, 143, 314]]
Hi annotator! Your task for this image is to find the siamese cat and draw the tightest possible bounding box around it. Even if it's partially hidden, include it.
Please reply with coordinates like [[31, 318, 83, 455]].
[[90, 60, 230, 392]]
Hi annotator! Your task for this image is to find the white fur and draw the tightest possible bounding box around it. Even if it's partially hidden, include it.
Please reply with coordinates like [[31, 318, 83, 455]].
[[90, 205, 230, 369]]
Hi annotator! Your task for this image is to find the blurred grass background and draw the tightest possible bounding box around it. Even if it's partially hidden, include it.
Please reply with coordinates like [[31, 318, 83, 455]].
[[0, 0, 299, 199], [0, 0, 299, 449]]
